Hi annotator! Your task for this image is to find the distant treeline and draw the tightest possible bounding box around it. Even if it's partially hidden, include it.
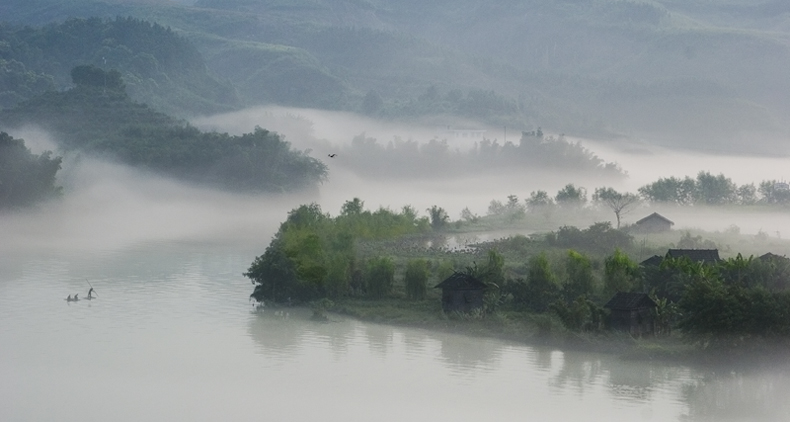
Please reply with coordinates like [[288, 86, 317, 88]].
[[338, 131, 624, 178], [0, 132, 61, 210], [0, 17, 238, 115], [0, 66, 327, 193]]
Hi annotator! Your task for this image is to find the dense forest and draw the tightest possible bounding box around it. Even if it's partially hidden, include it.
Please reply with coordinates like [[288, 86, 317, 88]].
[[1, 0, 789, 150], [0, 131, 61, 210], [0, 65, 327, 193], [0, 16, 238, 116], [336, 131, 624, 179]]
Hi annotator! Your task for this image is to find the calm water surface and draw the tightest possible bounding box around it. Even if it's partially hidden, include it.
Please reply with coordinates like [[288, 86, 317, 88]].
[[2, 240, 790, 422]]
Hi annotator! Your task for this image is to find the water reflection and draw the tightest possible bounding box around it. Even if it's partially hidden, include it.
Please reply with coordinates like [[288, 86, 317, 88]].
[[681, 368, 790, 421]]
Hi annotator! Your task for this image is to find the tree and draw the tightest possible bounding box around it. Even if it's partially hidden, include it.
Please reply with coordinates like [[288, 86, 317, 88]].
[[563, 250, 596, 300], [593, 187, 640, 228], [0, 132, 62, 209], [427, 205, 449, 230], [522, 253, 560, 311], [404, 259, 429, 300], [638, 176, 695, 204], [694, 171, 736, 205], [604, 249, 639, 295], [366, 257, 395, 298], [71, 65, 125, 91], [340, 197, 364, 216], [555, 184, 587, 208]]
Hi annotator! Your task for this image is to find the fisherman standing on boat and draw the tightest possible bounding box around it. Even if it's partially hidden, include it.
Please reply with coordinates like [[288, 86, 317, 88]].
[[87, 287, 96, 299]]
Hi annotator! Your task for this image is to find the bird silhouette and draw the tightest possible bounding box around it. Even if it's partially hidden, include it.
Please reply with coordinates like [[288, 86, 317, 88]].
[[328, 154, 337, 158]]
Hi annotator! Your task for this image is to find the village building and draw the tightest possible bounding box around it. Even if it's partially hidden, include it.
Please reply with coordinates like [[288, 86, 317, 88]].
[[604, 292, 657, 336], [633, 212, 674, 233], [641, 249, 721, 267], [434, 272, 487, 313]]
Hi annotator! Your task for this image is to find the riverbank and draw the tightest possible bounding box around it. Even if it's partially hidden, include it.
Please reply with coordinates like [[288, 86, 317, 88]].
[[326, 298, 790, 368]]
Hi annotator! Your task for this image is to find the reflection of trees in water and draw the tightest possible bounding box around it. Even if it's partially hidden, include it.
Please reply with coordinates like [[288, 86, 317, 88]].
[[549, 351, 687, 402], [438, 333, 503, 373], [680, 369, 790, 421], [246, 310, 306, 360], [247, 309, 360, 360], [548, 352, 604, 395], [401, 330, 433, 358], [364, 323, 395, 358], [528, 347, 558, 372]]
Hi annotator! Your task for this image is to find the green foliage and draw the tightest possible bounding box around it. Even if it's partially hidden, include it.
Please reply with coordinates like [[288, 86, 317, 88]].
[[246, 199, 427, 303], [366, 256, 395, 299], [338, 133, 624, 179], [71, 65, 124, 91], [563, 250, 595, 300], [426, 205, 449, 230], [551, 296, 607, 332], [555, 183, 587, 208], [1, 78, 327, 192], [0, 17, 238, 115], [0, 132, 62, 210], [677, 278, 790, 348], [545, 222, 633, 255], [404, 259, 429, 300], [676, 231, 717, 249], [603, 249, 639, 296], [508, 253, 559, 312]]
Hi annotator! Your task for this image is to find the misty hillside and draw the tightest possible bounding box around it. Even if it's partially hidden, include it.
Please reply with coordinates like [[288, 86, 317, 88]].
[[1, 0, 789, 152], [0, 16, 239, 116], [0, 66, 327, 193]]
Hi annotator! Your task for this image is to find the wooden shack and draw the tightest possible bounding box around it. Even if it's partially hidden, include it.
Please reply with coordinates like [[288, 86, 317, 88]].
[[604, 292, 657, 336], [434, 272, 487, 313], [634, 212, 674, 233]]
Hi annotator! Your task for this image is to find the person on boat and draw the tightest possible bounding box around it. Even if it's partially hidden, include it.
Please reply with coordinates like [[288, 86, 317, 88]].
[[73, 293, 79, 301], [67, 295, 73, 301], [87, 287, 96, 299]]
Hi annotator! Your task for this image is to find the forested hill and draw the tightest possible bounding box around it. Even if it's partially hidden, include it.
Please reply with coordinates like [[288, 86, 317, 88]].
[[2, 0, 790, 152], [0, 16, 239, 116], [0, 66, 327, 193]]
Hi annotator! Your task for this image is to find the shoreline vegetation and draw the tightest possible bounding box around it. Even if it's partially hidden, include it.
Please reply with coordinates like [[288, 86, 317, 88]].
[[247, 196, 790, 366]]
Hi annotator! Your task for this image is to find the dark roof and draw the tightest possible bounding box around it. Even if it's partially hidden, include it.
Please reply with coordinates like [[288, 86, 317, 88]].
[[759, 252, 790, 262], [434, 272, 487, 290], [640, 255, 663, 267], [666, 249, 720, 263], [604, 292, 657, 310], [635, 212, 674, 225]]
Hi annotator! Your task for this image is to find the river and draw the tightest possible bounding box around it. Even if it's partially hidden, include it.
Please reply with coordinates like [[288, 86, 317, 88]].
[[2, 236, 790, 422]]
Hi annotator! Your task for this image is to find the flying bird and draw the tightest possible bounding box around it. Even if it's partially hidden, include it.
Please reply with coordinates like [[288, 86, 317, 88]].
[[328, 154, 337, 158]]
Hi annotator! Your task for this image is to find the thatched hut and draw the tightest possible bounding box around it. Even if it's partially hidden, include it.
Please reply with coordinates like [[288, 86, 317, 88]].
[[434, 272, 486, 313], [604, 292, 657, 336]]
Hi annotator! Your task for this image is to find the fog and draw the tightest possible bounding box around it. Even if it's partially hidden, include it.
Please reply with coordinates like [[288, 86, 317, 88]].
[[3, 108, 790, 257]]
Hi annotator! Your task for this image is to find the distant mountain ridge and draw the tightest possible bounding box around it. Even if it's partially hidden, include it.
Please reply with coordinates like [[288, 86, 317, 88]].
[[1, 0, 789, 152]]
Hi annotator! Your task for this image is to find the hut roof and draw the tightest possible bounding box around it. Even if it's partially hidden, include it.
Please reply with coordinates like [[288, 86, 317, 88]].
[[434, 272, 487, 290], [604, 292, 657, 310], [640, 255, 663, 267], [666, 249, 720, 263], [759, 252, 790, 262], [636, 212, 674, 225]]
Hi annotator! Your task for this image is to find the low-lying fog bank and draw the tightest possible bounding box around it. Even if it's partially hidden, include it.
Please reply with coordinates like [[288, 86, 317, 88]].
[[2, 108, 789, 255]]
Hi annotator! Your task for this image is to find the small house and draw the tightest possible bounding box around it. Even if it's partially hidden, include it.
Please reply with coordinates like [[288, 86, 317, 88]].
[[641, 249, 721, 267], [434, 272, 487, 313], [604, 292, 657, 336], [634, 212, 674, 233]]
